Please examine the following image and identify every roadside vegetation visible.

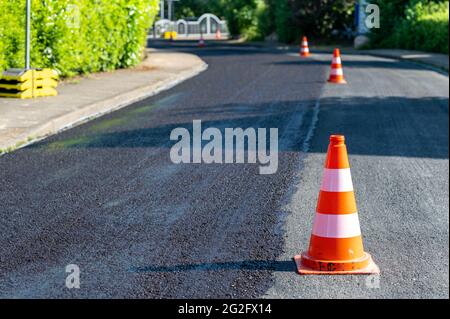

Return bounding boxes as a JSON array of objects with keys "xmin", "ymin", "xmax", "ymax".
[
  {"xmin": 370, "ymin": 0, "xmax": 449, "ymax": 54},
  {"xmin": 176, "ymin": 0, "xmax": 355, "ymax": 42},
  {"xmin": 177, "ymin": 0, "xmax": 448, "ymax": 53},
  {"xmin": 1, "ymin": 0, "xmax": 447, "ymax": 78},
  {"xmin": 0, "ymin": 0, "xmax": 160, "ymax": 77}
]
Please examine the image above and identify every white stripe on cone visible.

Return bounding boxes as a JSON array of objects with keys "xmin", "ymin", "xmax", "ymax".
[
  {"xmin": 320, "ymin": 168, "xmax": 354, "ymax": 192},
  {"xmin": 331, "ymin": 68, "xmax": 344, "ymax": 76},
  {"xmin": 332, "ymin": 57, "xmax": 342, "ymax": 65},
  {"xmin": 312, "ymin": 213, "xmax": 362, "ymax": 238}
]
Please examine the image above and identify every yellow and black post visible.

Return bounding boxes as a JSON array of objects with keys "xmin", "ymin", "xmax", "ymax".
[
  {"xmin": 0, "ymin": 0, "xmax": 58, "ymax": 99},
  {"xmin": 0, "ymin": 69, "xmax": 58, "ymax": 99}
]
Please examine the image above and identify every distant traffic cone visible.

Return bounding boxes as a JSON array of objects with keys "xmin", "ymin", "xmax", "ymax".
[
  {"xmin": 328, "ymin": 48, "xmax": 347, "ymax": 84},
  {"xmin": 198, "ymin": 36, "xmax": 206, "ymax": 48},
  {"xmin": 300, "ymin": 36, "xmax": 310, "ymax": 57},
  {"xmin": 216, "ymin": 28, "xmax": 222, "ymax": 40},
  {"xmin": 295, "ymin": 135, "xmax": 379, "ymax": 275}
]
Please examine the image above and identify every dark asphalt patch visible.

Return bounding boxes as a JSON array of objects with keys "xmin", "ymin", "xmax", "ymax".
[{"xmin": 0, "ymin": 42, "xmax": 327, "ymax": 298}]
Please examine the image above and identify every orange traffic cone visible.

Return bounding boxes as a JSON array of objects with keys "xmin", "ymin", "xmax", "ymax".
[
  {"xmin": 216, "ymin": 28, "xmax": 222, "ymax": 40},
  {"xmin": 198, "ymin": 36, "xmax": 206, "ymax": 48},
  {"xmin": 300, "ymin": 36, "xmax": 310, "ymax": 57},
  {"xmin": 295, "ymin": 135, "xmax": 379, "ymax": 275},
  {"xmin": 328, "ymin": 48, "xmax": 347, "ymax": 84}
]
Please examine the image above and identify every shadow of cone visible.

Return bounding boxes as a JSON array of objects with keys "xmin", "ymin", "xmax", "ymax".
[{"xmin": 295, "ymin": 135, "xmax": 379, "ymax": 275}]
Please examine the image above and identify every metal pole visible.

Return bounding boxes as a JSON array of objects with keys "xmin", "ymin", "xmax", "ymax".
[
  {"xmin": 25, "ymin": 0, "xmax": 31, "ymax": 69},
  {"xmin": 168, "ymin": 0, "xmax": 172, "ymax": 21},
  {"xmin": 160, "ymin": 0, "xmax": 165, "ymax": 20}
]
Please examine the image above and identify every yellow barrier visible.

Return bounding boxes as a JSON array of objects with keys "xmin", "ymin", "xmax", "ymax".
[
  {"xmin": 163, "ymin": 31, "xmax": 177, "ymax": 40},
  {"xmin": 0, "ymin": 68, "xmax": 59, "ymax": 99}
]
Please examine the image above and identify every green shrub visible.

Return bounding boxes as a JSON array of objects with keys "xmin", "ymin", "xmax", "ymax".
[
  {"xmin": 250, "ymin": 0, "xmax": 355, "ymax": 44},
  {"xmin": 0, "ymin": 0, "xmax": 159, "ymax": 77},
  {"xmin": 243, "ymin": 0, "xmax": 270, "ymax": 40},
  {"xmin": 217, "ymin": 0, "xmax": 259, "ymax": 36},
  {"xmin": 175, "ymin": 0, "xmax": 259, "ymax": 37},
  {"xmin": 371, "ymin": 0, "xmax": 449, "ymax": 54},
  {"xmin": 275, "ymin": 0, "xmax": 295, "ymax": 43}
]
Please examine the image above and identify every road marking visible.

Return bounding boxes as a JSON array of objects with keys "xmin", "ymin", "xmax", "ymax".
[{"xmin": 301, "ymin": 92, "xmax": 322, "ymax": 153}]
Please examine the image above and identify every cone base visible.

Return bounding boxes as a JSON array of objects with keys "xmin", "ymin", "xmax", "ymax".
[
  {"xmin": 300, "ymin": 53, "xmax": 311, "ymax": 57},
  {"xmin": 294, "ymin": 253, "xmax": 380, "ymax": 275},
  {"xmin": 328, "ymin": 78, "xmax": 347, "ymax": 84}
]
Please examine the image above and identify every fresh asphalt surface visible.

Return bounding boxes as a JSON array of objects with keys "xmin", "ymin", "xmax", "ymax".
[{"xmin": 0, "ymin": 41, "xmax": 448, "ymax": 298}]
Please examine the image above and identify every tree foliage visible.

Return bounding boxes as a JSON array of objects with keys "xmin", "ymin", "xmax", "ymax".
[
  {"xmin": 175, "ymin": 0, "xmax": 355, "ymax": 41},
  {"xmin": 175, "ymin": 0, "xmax": 258, "ymax": 36},
  {"xmin": 288, "ymin": 0, "xmax": 355, "ymax": 41},
  {"xmin": 174, "ymin": 0, "xmax": 449, "ymax": 52},
  {"xmin": 370, "ymin": 0, "xmax": 449, "ymax": 53}
]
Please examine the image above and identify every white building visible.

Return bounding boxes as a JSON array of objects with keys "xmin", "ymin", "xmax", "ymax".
[{"xmin": 152, "ymin": 14, "xmax": 229, "ymax": 39}]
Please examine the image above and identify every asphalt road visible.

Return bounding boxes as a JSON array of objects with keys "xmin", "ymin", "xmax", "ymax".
[{"xmin": 0, "ymin": 41, "xmax": 448, "ymax": 298}]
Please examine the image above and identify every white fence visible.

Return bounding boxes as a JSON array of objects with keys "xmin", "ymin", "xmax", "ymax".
[{"xmin": 150, "ymin": 14, "xmax": 229, "ymax": 39}]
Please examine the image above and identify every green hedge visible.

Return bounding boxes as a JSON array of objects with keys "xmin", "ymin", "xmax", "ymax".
[
  {"xmin": 371, "ymin": 0, "xmax": 449, "ymax": 54},
  {"xmin": 0, "ymin": 0, "xmax": 159, "ymax": 77}
]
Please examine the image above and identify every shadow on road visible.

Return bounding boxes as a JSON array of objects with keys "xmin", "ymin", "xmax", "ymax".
[
  {"xmin": 148, "ymin": 40, "xmax": 435, "ymax": 72},
  {"xmin": 130, "ymin": 260, "xmax": 296, "ymax": 273},
  {"xmin": 310, "ymin": 96, "xmax": 449, "ymax": 159},
  {"xmin": 148, "ymin": 39, "xmax": 278, "ymax": 58},
  {"xmin": 33, "ymin": 96, "xmax": 449, "ymax": 160},
  {"xmin": 271, "ymin": 59, "xmax": 429, "ymax": 71}
]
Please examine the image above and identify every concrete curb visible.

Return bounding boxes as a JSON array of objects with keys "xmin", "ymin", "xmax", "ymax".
[{"xmin": 0, "ymin": 59, "xmax": 208, "ymax": 155}]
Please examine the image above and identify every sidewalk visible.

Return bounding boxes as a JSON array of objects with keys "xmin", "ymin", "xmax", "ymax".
[{"xmin": 0, "ymin": 49, "xmax": 207, "ymax": 154}]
